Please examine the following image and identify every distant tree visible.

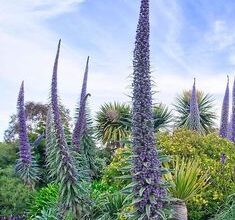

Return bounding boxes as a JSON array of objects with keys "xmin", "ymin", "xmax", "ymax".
[
  {"xmin": 95, "ymin": 102, "xmax": 172, "ymax": 151},
  {"xmin": 95, "ymin": 102, "xmax": 131, "ymax": 151},
  {"xmin": 174, "ymin": 90, "xmax": 216, "ymax": 133},
  {"xmin": 153, "ymin": 103, "xmax": 172, "ymax": 132},
  {"xmin": 4, "ymin": 101, "xmax": 71, "ymax": 142}
]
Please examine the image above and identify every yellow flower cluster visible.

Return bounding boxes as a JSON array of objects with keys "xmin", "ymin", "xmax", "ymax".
[{"xmin": 192, "ymin": 194, "xmax": 208, "ymax": 206}]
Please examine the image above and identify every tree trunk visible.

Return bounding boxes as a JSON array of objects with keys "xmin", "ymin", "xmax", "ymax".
[{"xmin": 171, "ymin": 200, "xmax": 188, "ymax": 220}]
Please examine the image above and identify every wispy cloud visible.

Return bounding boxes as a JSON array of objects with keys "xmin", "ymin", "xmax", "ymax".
[{"xmin": 0, "ymin": 0, "xmax": 234, "ymax": 140}]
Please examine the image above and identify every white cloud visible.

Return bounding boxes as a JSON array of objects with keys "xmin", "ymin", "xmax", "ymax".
[
  {"xmin": 0, "ymin": 0, "xmax": 87, "ymax": 140},
  {"xmin": 205, "ymin": 20, "xmax": 235, "ymax": 50},
  {"xmin": 0, "ymin": 0, "xmax": 230, "ymax": 141}
]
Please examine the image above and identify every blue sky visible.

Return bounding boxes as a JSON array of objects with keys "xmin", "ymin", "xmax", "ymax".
[{"xmin": 0, "ymin": 0, "xmax": 235, "ymax": 140}]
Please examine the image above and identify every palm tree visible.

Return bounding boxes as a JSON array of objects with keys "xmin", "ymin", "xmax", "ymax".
[
  {"xmin": 174, "ymin": 90, "xmax": 216, "ymax": 133},
  {"xmin": 164, "ymin": 157, "xmax": 210, "ymax": 220},
  {"xmin": 95, "ymin": 102, "xmax": 172, "ymax": 151},
  {"xmin": 153, "ymin": 103, "xmax": 172, "ymax": 132},
  {"xmin": 95, "ymin": 102, "xmax": 131, "ymax": 150}
]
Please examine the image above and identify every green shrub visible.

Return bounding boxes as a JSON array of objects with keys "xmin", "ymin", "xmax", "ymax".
[
  {"xmin": 28, "ymin": 183, "xmax": 59, "ymax": 219},
  {"xmin": 211, "ymin": 194, "xmax": 235, "ymax": 220},
  {"xmin": 91, "ymin": 180, "xmax": 119, "ymax": 199},
  {"xmin": 0, "ymin": 166, "xmax": 33, "ymax": 216},
  {"xmin": 101, "ymin": 147, "xmax": 131, "ymax": 190},
  {"xmin": 0, "ymin": 142, "xmax": 17, "ymax": 168},
  {"xmin": 158, "ymin": 129, "xmax": 235, "ymax": 220},
  {"xmin": 92, "ymin": 191, "xmax": 129, "ymax": 220}
]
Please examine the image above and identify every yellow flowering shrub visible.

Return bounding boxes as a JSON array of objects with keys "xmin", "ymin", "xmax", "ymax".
[{"xmin": 158, "ymin": 129, "xmax": 235, "ymax": 220}]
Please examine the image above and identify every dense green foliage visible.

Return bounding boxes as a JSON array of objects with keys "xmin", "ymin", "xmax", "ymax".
[
  {"xmin": 158, "ymin": 129, "xmax": 235, "ymax": 219},
  {"xmin": 0, "ymin": 142, "xmax": 17, "ymax": 168},
  {"xmin": 0, "ymin": 166, "xmax": 33, "ymax": 216},
  {"xmin": 165, "ymin": 157, "xmax": 209, "ymax": 202},
  {"xmin": 28, "ymin": 183, "xmax": 59, "ymax": 219},
  {"xmin": 212, "ymin": 194, "xmax": 235, "ymax": 220}
]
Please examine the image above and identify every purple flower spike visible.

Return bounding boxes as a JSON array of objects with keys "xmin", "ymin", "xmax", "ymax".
[
  {"xmin": 132, "ymin": 0, "xmax": 167, "ymax": 219},
  {"xmin": 72, "ymin": 56, "xmax": 90, "ymax": 151},
  {"xmin": 17, "ymin": 81, "xmax": 32, "ymax": 165},
  {"xmin": 220, "ymin": 76, "xmax": 230, "ymax": 138},
  {"xmin": 221, "ymin": 153, "xmax": 226, "ymax": 165},
  {"xmin": 231, "ymin": 77, "xmax": 235, "ymax": 142},
  {"xmin": 189, "ymin": 78, "xmax": 200, "ymax": 131},
  {"xmin": 51, "ymin": 40, "xmax": 77, "ymax": 178}
]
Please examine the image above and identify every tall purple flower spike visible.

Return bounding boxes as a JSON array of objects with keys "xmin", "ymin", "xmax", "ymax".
[
  {"xmin": 72, "ymin": 56, "xmax": 90, "ymax": 151},
  {"xmin": 230, "ymin": 77, "xmax": 235, "ymax": 142},
  {"xmin": 219, "ymin": 76, "xmax": 230, "ymax": 138},
  {"xmin": 51, "ymin": 40, "xmax": 77, "ymax": 181},
  {"xmin": 132, "ymin": 0, "xmax": 166, "ymax": 218},
  {"xmin": 17, "ymin": 81, "xmax": 32, "ymax": 165},
  {"xmin": 188, "ymin": 78, "xmax": 200, "ymax": 131}
]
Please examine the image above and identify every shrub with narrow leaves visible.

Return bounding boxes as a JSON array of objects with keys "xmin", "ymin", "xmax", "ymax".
[{"xmin": 131, "ymin": 0, "xmax": 168, "ymax": 219}]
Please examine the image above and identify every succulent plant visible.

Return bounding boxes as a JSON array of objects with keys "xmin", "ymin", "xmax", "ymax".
[
  {"xmin": 49, "ymin": 40, "xmax": 90, "ymax": 218},
  {"xmin": 219, "ymin": 76, "xmax": 230, "ymax": 138},
  {"xmin": 131, "ymin": 0, "xmax": 168, "ymax": 219},
  {"xmin": 15, "ymin": 81, "xmax": 39, "ymax": 187},
  {"xmin": 72, "ymin": 56, "xmax": 90, "ymax": 151},
  {"xmin": 188, "ymin": 79, "xmax": 200, "ymax": 132}
]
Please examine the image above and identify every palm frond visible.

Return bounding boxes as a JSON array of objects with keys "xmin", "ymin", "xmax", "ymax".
[{"xmin": 174, "ymin": 90, "xmax": 217, "ymax": 133}]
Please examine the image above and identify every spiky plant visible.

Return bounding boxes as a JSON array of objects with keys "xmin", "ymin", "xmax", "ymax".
[
  {"xmin": 96, "ymin": 102, "xmax": 131, "ymax": 150},
  {"xmin": 212, "ymin": 194, "xmax": 235, "ymax": 220},
  {"xmin": 188, "ymin": 79, "xmax": 200, "ymax": 132},
  {"xmin": 153, "ymin": 104, "xmax": 172, "ymax": 132},
  {"xmin": 80, "ymin": 109, "xmax": 99, "ymax": 179},
  {"xmin": 73, "ymin": 56, "xmax": 90, "ymax": 151},
  {"xmin": 45, "ymin": 106, "xmax": 58, "ymax": 181},
  {"xmin": 230, "ymin": 78, "xmax": 235, "ymax": 142},
  {"xmin": 220, "ymin": 76, "xmax": 230, "ymax": 138},
  {"xmin": 49, "ymin": 40, "xmax": 90, "ymax": 218},
  {"xmin": 131, "ymin": 0, "xmax": 168, "ymax": 219},
  {"xmin": 15, "ymin": 81, "xmax": 39, "ymax": 187},
  {"xmin": 164, "ymin": 157, "xmax": 210, "ymax": 220},
  {"xmin": 72, "ymin": 56, "xmax": 98, "ymax": 179},
  {"xmin": 174, "ymin": 90, "xmax": 216, "ymax": 134},
  {"xmin": 93, "ymin": 192, "xmax": 129, "ymax": 220}
]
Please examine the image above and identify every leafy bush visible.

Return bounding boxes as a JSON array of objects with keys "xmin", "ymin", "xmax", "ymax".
[
  {"xmin": 0, "ymin": 166, "xmax": 33, "ymax": 216},
  {"xmin": 91, "ymin": 180, "xmax": 119, "ymax": 199},
  {"xmin": 34, "ymin": 208, "xmax": 58, "ymax": 220},
  {"xmin": 158, "ymin": 129, "xmax": 235, "ymax": 219},
  {"xmin": 28, "ymin": 183, "xmax": 59, "ymax": 219},
  {"xmin": 0, "ymin": 142, "xmax": 17, "ymax": 168},
  {"xmin": 211, "ymin": 194, "xmax": 235, "ymax": 220},
  {"xmin": 101, "ymin": 148, "xmax": 131, "ymax": 190},
  {"xmin": 93, "ymin": 191, "xmax": 129, "ymax": 220}
]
